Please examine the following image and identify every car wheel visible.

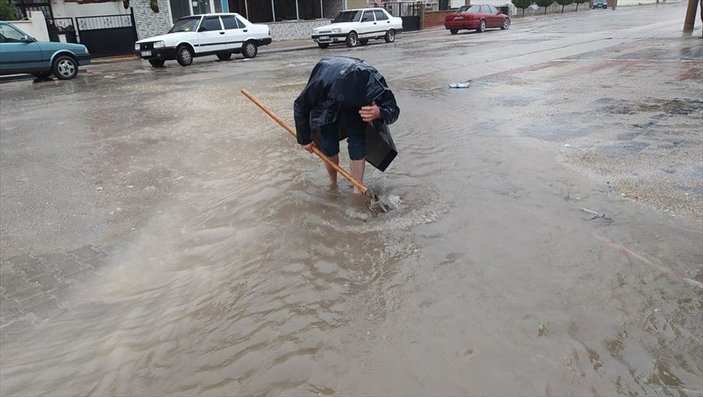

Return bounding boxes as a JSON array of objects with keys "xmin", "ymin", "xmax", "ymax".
[
  {"xmin": 216, "ymin": 52, "xmax": 232, "ymax": 61},
  {"xmin": 359, "ymin": 38, "xmax": 369, "ymax": 46},
  {"xmin": 450, "ymin": 29, "xmax": 458, "ymax": 35},
  {"xmin": 476, "ymin": 19, "xmax": 486, "ymax": 33},
  {"xmin": 501, "ymin": 18, "xmax": 510, "ymax": 30},
  {"xmin": 384, "ymin": 29, "xmax": 395, "ymax": 43},
  {"xmin": 148, "ymin": 59, "xmax": 165, "ymax": 67},
  {"xmin": 317, "ymin": 42, "xmax": 330, "ymax": 49},
  {"xmin": 52, "ymin": 55, "xmax": 78, "ymax": 80},
  {"xmin": 346, "ymin": 31, "xmax": 358, "ymax": 48},
  {"xmin": 176, "ymin": 45, "xmax": 194, "ymax": 66},
  {"xmin": 242, "ymin": 41, "xmax": 258, "ymax": 58}
]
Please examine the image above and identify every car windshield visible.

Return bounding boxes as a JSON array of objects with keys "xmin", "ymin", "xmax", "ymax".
[
  {"xmin": 0, "ymin": 23, "xmax": 29, "ymax": 42},
  {"xmin": 332, "ymin": 10, "xmax": 362, "ymax": 23},
  {"xmin": 169, "ymin": 16, "xmax": 201, "ymax": 33},
  {"xmin": 458, "ymin": 5, "xmax": 480, "ymax": 12}
]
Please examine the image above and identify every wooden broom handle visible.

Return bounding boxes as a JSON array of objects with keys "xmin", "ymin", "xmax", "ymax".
[{"xmin": 241, "ymin": 89, "xmax": 369, "ymax": 195}]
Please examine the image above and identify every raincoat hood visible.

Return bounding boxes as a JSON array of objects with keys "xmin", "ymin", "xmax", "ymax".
[
  {"xmin": 293, "ymin": 56, "xmax": 400, "ymax": 172},
  {"xmin": 294, "ymin": 56, "xmax": 395, "ymax": 130}
]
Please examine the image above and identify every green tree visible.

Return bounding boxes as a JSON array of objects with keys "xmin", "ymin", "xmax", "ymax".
[
  {"xmin": 512, "ymin": 0, "xmax": 533, "ymax": 17},
  {"xmin": 555, "ymin": 0, "xmax": 575, "ymax": 12},
  {"xmin": 0, "ymin": 0, "xmax": 19, "ymax": 20},
  {"xmin": 535, "ymin": 0, "xmax": 554, "ymax": 14},
  {"xmin": 574, "ymin": 0, "xmax": 588, "ymax": 11}
]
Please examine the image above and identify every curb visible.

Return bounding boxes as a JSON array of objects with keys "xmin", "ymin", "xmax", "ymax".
[{"xmin": 88, "ymin": 42, "xmax": 319, "ymax": 64}]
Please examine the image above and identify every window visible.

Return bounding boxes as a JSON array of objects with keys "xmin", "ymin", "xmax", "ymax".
[
  {"xmin": 200, "ymin": 16, "xmax": 222, "ymax": 31},
  {"xmin": 459, "ymin": 5, "xmax": 480, "ymax": 12},
  {"xmin": 332, "ymin": 10, "xmax": 362, "ymax": 23},
  {"xmin": 360, "ymin": 11, "xmax": 375, "ymax": 22},
  {"xmin": 373, "ymin": 10, "xmax": 388, "ymax": 20},
  {"xmin": 248, "ymin": 1, "xmax": 273, "ymax": 22},
  {"xmin": 235, "ymin": 17, "xmax": 247, "ymax": 27},
  {"xmin": 221, "ymin": 15, "xmax": 240, "ymax": 29},
  {"xmin": 488, "ymin": 5, "xmax": 498, "ymax": 13},
  {"xmin": 0, "ymin": 24, "xmax": 27, "ymax": 42},
  {"xmin": 299, "ymin": 0, "xmax": 322, "ymax": 20},
  {"xmin": 169, "ymin": 16, "xmax": 201, "ymax": 33},
  {"xmin": 273, "ymin": 0, "xmax": 297, "ymax": 20},
  {"xmin": 169, "ymin": 0, "xmax": 190, "ymax": 23}
]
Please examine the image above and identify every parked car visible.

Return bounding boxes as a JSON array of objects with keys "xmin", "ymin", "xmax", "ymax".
[
  {"xmin": 444, "ymin": 4, "xmax": 511, "ymax": 34},
  {"xmin": 592, "ymin": 0, "xmax": 608, "ymax": 9},
  {"xmin": 134, "ymin": 13, "xmax": 272, "ymax": 67},
  {"xmin": 312, "ymin": 8, "xmax": 403, "ymax": 48},
  {"xmin": 0, "ymin": 21, "xmax": 90, "ymax": 80}
]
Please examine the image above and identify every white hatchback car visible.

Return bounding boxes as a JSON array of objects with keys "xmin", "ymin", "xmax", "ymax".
[
  {"xmin": 312, "ymin": 8, "xmax": 403, "ymax": 48},
  {"xmin": 134, "ymin": 13, "xmax": 272, "ymax": 67}
]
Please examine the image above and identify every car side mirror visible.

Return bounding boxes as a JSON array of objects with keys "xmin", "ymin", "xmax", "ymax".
[
  {"xmin": 198, "ymin": 27, "xmax": 206, "ymax": 32},
  {"xmin": 22, "ymin": 35, "xmax": 35, "ymax": 42}
]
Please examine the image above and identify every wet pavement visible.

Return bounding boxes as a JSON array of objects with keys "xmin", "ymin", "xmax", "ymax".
[{"xmin": 1, "ymin": 3, "xmax": 702, "ymax": 396}]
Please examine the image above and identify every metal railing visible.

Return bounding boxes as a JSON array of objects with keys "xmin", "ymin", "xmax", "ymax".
[{"xmin": 75, "ymin": 14, "xmax": 133, "ymax": 31}]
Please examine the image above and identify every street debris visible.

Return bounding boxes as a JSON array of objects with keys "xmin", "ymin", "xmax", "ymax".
[
  {"xmin": 581, "ymin": 207, "xmax": 611, "ymax": 221},
  {"xmin": 595, "ymin": 234, "xmax": 703, "ymax": 290},
  {"xmin": 449, "ymin": 81, "xmax": 472, "ymax": 88}
]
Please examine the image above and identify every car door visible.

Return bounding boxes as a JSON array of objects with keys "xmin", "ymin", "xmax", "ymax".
[
  {"xmin": 373, "ymin": 10, "xmax": 392, "ymax": 34},
  {"xmin": 0, "ymin": 23, "xmax": 44, "ymax": 74},
  {"xmin": 192, "ymin": 15, "xmax": 226, "ymax": 54},
  {"xmin": 220, "ymin": 14, "xmax": 246, "ymax": 51},
  {"xmin": 357, "ymin": 10, "xmax": 376, "ymax": 38},
  {"xmin": 485, "ymin": 5, "xmax": 500, "ymax": 28}
]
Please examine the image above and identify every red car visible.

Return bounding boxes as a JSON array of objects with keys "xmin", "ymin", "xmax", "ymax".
[{"xmin": 444, "ymin": 4, "xmax": 511, "ymax": 34}]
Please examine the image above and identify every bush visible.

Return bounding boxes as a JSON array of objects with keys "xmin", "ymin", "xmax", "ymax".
[
  {"xmin": 512, "ymin": 0, "xmax": 533, "ymax": 17},
  {"xmin": 535, "ymin": 0, "xmax": 555, "ymax": 14},
  {"xmin": 0, "ymin": 0, "xmax": 19, "ymax": 20},
  {"xmin": 556, "ymin": 0, "xmax": 575, "ymax": 12}
]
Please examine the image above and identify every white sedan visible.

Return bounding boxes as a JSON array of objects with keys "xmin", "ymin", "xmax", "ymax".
[
  {"xmin": 312, "ymin": 8, "xmax": 403, "ymax": 48},
  {"xmin": 134, "ymin": 13, "xmax": 271, "ymax": 67}
]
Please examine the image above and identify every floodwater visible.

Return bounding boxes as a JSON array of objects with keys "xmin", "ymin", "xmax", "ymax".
[{"xmin": 1, "ymin": 3, "xmax": 701, "ymax": 396}]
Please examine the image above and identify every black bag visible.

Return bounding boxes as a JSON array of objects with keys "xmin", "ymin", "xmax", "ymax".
[{"xmin": 363, "ymin": 122, "xmax": 397, "ymax": 172}]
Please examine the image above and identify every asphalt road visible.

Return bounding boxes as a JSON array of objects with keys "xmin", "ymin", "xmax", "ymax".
[{"xmin": 1, "ymin": 3, "xmax": 701, "ymax": 395}]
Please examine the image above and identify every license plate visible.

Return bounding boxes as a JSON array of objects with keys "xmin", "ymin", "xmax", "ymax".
[
  {"xmin": 318, "ymin": 36, "xmax": 329, "ymax": 40},
  {"xmin": 141, "ymin": 51, "xmax": 152, "ymax": 57},
  {"xmin": 454, "ymin": 16, "xmax": 463, "ymax": 20}
]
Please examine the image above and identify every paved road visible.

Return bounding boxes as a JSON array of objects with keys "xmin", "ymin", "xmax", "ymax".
[{"xmin": 1, "ymin": 3, "xmax": 701, "ymax": 395}]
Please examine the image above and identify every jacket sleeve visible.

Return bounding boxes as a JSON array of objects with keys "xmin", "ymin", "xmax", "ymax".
[
  {"xmin": 376, "ymin": 90, "xmax": 400, "ymax": 125},
  {"xmin": 293, "ymin": 93, "xmax": 312, "ymax": 145}
]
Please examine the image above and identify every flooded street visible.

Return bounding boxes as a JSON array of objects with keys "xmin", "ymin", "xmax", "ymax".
[{"xmin": 1, "ymin": 3, "xmax": 702, "ymax": 395}]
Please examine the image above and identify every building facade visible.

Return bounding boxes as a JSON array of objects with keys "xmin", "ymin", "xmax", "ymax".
[{"xmin": 134, "ymin": 0, "xmax": 374, "ymax": 41}]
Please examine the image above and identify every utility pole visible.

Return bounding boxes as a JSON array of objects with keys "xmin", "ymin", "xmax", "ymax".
[{"xmin": 683, "ymin": 0, "xmax": 699, "ymax": 32}]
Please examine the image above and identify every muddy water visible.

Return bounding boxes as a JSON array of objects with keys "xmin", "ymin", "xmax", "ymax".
[{"xmin": 1, "ymin": 4, "xmax": 702, "ymax": 396}]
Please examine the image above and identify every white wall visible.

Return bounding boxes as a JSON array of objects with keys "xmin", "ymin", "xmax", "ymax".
[
  {"xmin": 9, "ymin": 11, "xmax": 50, "ymax": 41},
  {"xmin": 51, "ymin": 1, "xmax": 129, "ymax": 18}
]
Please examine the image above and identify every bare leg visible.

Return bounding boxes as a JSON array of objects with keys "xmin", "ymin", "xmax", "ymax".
[
  {"xmin": 325, "ymin": 154, "xmax": 339, "ymax": 187},
  {"xmin": 350, "ymin": 159, "xmax": 365, "ymax": 194}
]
